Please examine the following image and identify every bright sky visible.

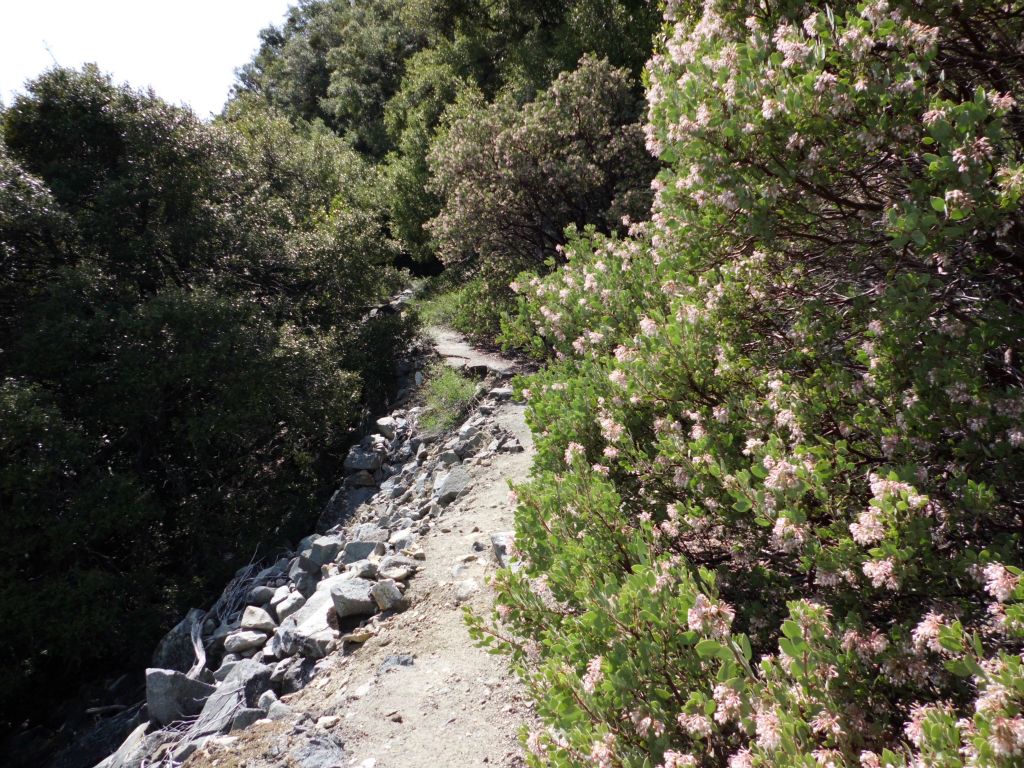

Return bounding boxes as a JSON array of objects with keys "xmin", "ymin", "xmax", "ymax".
[{"xmin": 1, "ymin": 0, "xmax": 296, "ymax": 118}]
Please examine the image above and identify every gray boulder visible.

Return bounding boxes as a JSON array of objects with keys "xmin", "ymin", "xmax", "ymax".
[
  {"xmin": 435, "ymin": 466, "xmax": 472, "ymax": 505},
  {"xmin": 329, "ymin": 577, "xmax": 377, "ymax": 619},
  {"xmin": 371, "ymin": 580, "xmax": 408, "ymax": 612},
  {"xmin": 275, "ymin": 591, "xmax": 306, "ymax": 622},
  {"xmin": 309, "ymin": 535, "xmax": 345, "ymax": 567},
  {"xmin": 378, "ymin": 554, "xmax": 418, "ymax": 581},
  {"xmin": 192, "ymin": 659, "xmax": 273, "ymax": 736},
  {"xmin": 224, "ymin": 630, "xmax": 269, "ymax": 654},
  {"xmin": 241, "ymin": 606, "xmax": 277, "ymax": 633},
  {"xmin": 339, "ymin": 540, "xmax": 383, "ymax": 565},
  {"xmin": 230, "ymin": 708, "xmax": 266, "ymax": 732},
  {"xmin": 145, "ymin": 669, "xmax": 216, "ymax": 726},
  {"xmin": 151, "ymin": 608, "xmax": 205, "ymax": 673},
  {"xmin": 274, "ymin": 576, "xmax": 348, "ymax": 658},
  {"xmin": 376, "ymin": 416, "xmax": 398, "ymax": 440},
  {"xmin": 344, "ymin": 445, "xmax": 383, "ymax": 472},
  {"xmin": 352, "ymin": 523, "xmax": 390, "ymax": 542}
]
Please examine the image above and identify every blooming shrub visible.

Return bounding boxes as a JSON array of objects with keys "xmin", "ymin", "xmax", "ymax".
[{"xmin": 472, "ymin": 1, "xmax": 1024, "ymax": 766}]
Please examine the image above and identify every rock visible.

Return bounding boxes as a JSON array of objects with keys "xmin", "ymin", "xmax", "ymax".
[
  {"xmin": 352, "ymin": 523, "xmax": 390, "ymax": 542},
  {"xmin": 289, "ymin": 555, "xmax": 318, "ymax": 580},
  {"xmin": 454, "ymin": 579, "xmax": 480, "ymax": 603},
  {"xmin": 268, "ymin": 701, "xmax": 293, "ymax": 720},
  {"xmin": 241, "ymin": 606, "xmax": 277, "ymax": 633},
  {"xmin": 341, "ymin": 626, "xmax": 376, "ymax": 643},
  {"xmin": 378, "ymin": 555, "xmax": 418, "ymax": 581},
  {"xmin": 270, "ymin": 584, "xmax": 291, "ymax": 609},
  {"xmin": 258, "ymin": 690, "xmax": 278, "ymax": 709},
  {"xmin": 318, "ymin": 485, "xmax": 376, "ymax": 532},
  {"xmin": 435, "ymin": 466, "xmax": 472, "ymax": 505},
  {"xmin": 439, "ymin": 450, "xmax": 460, "ymax": 466},
  {"xmin": 213, "ymin": 660, "xmax": 240, "ymax": 682},
  {"xmin": 93, "ymin": 721, "xmax": 175, "ymax": 768},
  {"xmin": 376, "ymin": 416, "xmax": 397, "ymax": 440},
  {"xmin": 378, "ymin": 654, "xmax": 414, "ymax": 674},
  {"xmin": 276, "ymin": 591, "xmax": 307, "ymax": 622},
  {"xmin": 330, "ymin": 578, "xmax": 377, "ymax": 619},
  {"xmin": 490, "ymin": 386, "xmax": 513, "ymax": 400},
  {"xmin": 193, "ymin": 660, "xmax": 273, "ymax": 736},
  {"xmin": 490, "ymin": 531, "xmax": 516, "ymax": 567},
  {"xmin": 291, "ymin": 735, "xmax": 346, "ymax": 768},
  {"xmin": 231, "ymin": 708, "xmax": 265, "ymax": 732},
  {"xmin": 275, "ymin": 577, "xmax": 346, "ymax": 659},
  {"xmin": 224, "ymin": 630, "xmax": 269, "ymax": 654},
  {"xmin": 344, "ymin": 445, "xmax": 383, "ymax": 472},
  {"xmin": 370, "ymin": 579, "xmax": 408, "ymax": 612},
  {"xmin": 340, "ymin": 540, "xmax": 383, "ymax": 564},
  {"xmin": 345, "ymin": 559, "xmax": 379, "ymax": 580},
  {"xmin": 145, "ymin": 669, "xmax": 216, "ymax": 726},
  {"xmin": 281, "ymin": 657, "xmax": 317, "ymax": 694},
  {"xmin": 292, "ymin": 571, "xmax": 318, "ymax": 598},
  {"xmin": 249, "ymin": 585, "xmax": 276, "ymax": 605},
  {"xmin": 309, "ymin": 535, "xmax": 345, "ymax": 567},
  {"xmin": 151, "ymin": 608, "xmax": 205, "ymax": 673},
  {"xmin": 347, "ymin": 470, "xmax": 378, "ymax": 487},
  {"xmin": 388, "ymin": 529, "xmax": 416, "ymax": 551}
]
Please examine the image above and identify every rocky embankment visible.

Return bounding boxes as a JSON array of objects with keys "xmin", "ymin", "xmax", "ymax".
[{"xmin": 91, "ymin": 332, "xmax": 534, "ymax": 768}]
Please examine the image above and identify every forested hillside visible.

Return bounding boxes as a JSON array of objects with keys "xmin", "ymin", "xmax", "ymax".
[{"xmin": 0, "ymin": 66, "xmax": 408, "ymax": 728}]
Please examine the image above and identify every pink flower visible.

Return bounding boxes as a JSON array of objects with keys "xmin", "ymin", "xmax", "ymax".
[
  {"xmin": 640, "ymin": 316, "xmax": 659, "ymax": 336},
  {"xmin": 984, "ymin": 562, "xmax": 1020, "ymax": 602},
  {"xmin": 582, "ymin": 655, "xmax": 604, "ymax": 693},
  {"xmin": 989, "ymin": 716, "xmax": 1024, "ymax": 756},
  {"xmin": 677, "ymin": 713, "xmax": 713, "ymax": 737},
  {"xmin": 911, "ymin": 612, "xmax": 947, "ymax": 653},
  {"xmin": 755, "ymin": 709, "xmax": 781, "ymax": 750},
  {"xmin": 713, "ymin": 684, "xmax": 742, "ymax": 724},
  {"xmin": 687, "ymin": 594, "xmax": 735, "ymax": 638},
  {"xmin": 850, "ymin": 507, "xmax": 885, "ymax": 545},
  {"xmin": 728, "ymin": 751, "xmax": 754, "ymax": 768},
  {"xmin": 863, "ymin": 558, "xmax": 900, "ymax": 589},
  {"xmin": 660, "ymin": 752, "xmax": 696, "ymax": 768},
  {"xmin": 564, "ymin": 442, "xmax": 586, "ymax": 465},
  {"xmin": 609, "ymin": 370, "xmax": 628, "ymax": 387}
]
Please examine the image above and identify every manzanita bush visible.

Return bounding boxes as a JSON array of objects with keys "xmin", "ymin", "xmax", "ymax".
[{"xmin": 470, "ymin": 0, "xmax": 1024, "ymax": 766}]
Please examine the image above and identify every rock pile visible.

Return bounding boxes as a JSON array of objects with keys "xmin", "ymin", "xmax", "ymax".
[{"xmin": 96, "ymin": 379, "xmax": 522, "ymax": 768}]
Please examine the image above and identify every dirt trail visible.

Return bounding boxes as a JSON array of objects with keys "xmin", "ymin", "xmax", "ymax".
[{"xmin": 187, "ymin": 328, "xmax": 536, "ymax": 768}]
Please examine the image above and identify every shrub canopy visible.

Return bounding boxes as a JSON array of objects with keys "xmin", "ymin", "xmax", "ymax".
[{"xmin": 484, "ymin": 1, "xmax": 1024, "ymax": 766}]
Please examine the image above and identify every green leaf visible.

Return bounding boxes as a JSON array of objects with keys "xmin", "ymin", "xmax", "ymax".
[{"xmin": 930, "ymin": 196, "xmax": 946, "ymax": 212}]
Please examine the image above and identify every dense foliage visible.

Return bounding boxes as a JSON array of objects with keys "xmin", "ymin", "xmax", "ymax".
[
  {"xmin": 478, "ymin": 1, "xmax": 1024, "ymax": 766},
  {"xmin": 427, "ymin": 55, "xmax": 656, "ymax": 337},
  {"xmin": 236, "ymin": 0, "xmax": 662, "ymax": 325},
  {"xmin": 0, "ymin": 67, "xmax": 406, "ymax": 727}
]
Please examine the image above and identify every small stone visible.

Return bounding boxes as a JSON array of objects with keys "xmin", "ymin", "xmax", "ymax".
[
  {"xmin": 268, "ymin": 701, "xmax": 293, "ymax": 720},
  {"xmin": 490, "ymin": 531, "xmax": 516, "ymax": 568},
  {"xmin": 231, "ymin": 708, "xmax": 265, "ymax": 732},
  {"xmin": 342, "ymin": 626, "xmax": 376, "ymax": 643},
  {"xmin": 376, "ymin": 417, "xmax": 397, "ymax": 440},
  {"xmin": 371, "ymin": 579, "xmax": 408, "ymax": 612},
  {"xmin": 454, "ymin": 579, "xmax": 479, "ymax": 603},
  {"xmin": 258, "ymin": 690, "xmax": 278, "ymax": 709},
  {"xmin": 224, "ymin": 630, "xmax": 269, "ymax": 654},
  {"xmin": 378, "ymin": 654, "xmax": 414, "ymax": 673},
  {"xmin": 241, "ymin": 606, "xmax": 277, "ymax": 633},
  {"xmin": 317, "ymin": 715, "xmax": 341, "ymax": 729},
  {"xmin": 345, "ymin": 559, "xmax": 379, "ymax": 580}
]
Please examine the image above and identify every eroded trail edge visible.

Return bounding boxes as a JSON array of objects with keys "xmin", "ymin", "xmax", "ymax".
[{"xmin": 98, "ymin": 327, "xmax": 534, "ymax": 768}]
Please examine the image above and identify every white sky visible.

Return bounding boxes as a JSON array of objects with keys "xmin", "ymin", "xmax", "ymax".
[{"xmin": 1, "ymin": 1, "xmax": 296, "ymax": 118}]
